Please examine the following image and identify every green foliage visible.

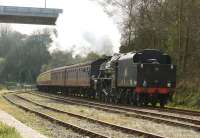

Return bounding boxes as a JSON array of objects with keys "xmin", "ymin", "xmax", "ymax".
[
  {"xmin": 109, "ymin": 0, "xmax": 200, "ymax": 77},
  {"xmin": 0, "ymin": 24, "xmax": 102, "ymax": 83},
  {"xmin": 0, "ymin": 84, "xmax": 5, "ymax": 91},
  {"xmin": 0, "ymin": 25, "xmax": 52, "ymax": 83},
  {"xmin": 169, "ymin": 79, "xmax": 200, "ymax": 109},
  {"xmin": 41, "ymin": 50, "xmax": 101, "ymax": 72},
  {"xmin": 84, "ymin": 52, "xmax": 101, "ymax": 62},
  {"xmin": 104, "ymin": 0, "xmax": 200, "ymax": 108},
  {"xmin": 48, "ymin": 49, "xmax": 74, "ymax": 68},
  {"xmin": 0, "ymin": 122, "xmax": 21, "ymax": 138},
  {"xmin": 0, "ymin": 58, "xmax": 6, "ymax": 75}
]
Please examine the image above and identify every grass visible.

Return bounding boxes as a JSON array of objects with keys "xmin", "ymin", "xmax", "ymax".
[
  {"xmin": 0, "ymin": 92, "xmax": 53, "ymax": 137},
  {"xmin": 168, "ymin": 80, "xmax": 200, "ymax": 111},
  {"xmin": 0, "ymin": 122, "xmax": 21, "ymax": 138},
  {"xmin": 0, "ymin": 85, "xmax": 6, "ymax": 92},
  {"xmin": 0, "ymin": 84, "xmax": 5, "ymax": 89}
]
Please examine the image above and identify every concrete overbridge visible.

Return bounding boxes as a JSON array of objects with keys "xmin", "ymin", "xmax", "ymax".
[{"xmin": 0, "ymin": 5, "xmax": 62, "ymax": 25}]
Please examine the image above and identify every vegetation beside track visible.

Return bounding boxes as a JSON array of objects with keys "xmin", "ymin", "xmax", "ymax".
[
  {"xmin": 0, "ymin": 122, "xmax": 21, "ymax": 138},
  {"xmin": 0, "ymin": 95, "xmax": 49, "ymax": 137},
  {"xmin": 0, "ymin": 84, "xmax": 6, "ymax": 91},
  {"xmin": 169, "ymin": 80, "xmax": 200, "ymax": 110}
]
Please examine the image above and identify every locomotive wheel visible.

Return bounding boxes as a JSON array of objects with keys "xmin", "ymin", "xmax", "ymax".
[
  {"xmin": 100, "ymin": 93, "xmax": 103, "ymax": 102},
  {"xmin": 151, "ymin": 100, "xmax": 157, "ymax": 107},
  {"xmin": 113, "ymin": 97, "xmax": 119, "ymax": 104},
  {"xmin": 160, "ymin": 100, "xmax": 165, "ymax": 108},
  {"xmin": 159, "ymin": 97, "xmax": 166, "ymax": 108},
  {"xmin": 108, "ymin": 96, "xmax": 113, "ymax": 103},
  {"xmin": 143, "ymin": 99, "xmax": 149, "ymax": 106},
  {"xmin": 112, "ymin": 89, "xmax": 119, "ymax": 104},
  {"xmin": 159, "ymin": 94, "xmax": 167, "ymax": 108},
  {"xmin": 101, "ymin": 94, "xmax": 105, "ymax": 102},
  {"xmin": 105, "ymin": 96, "xmax": 109, "ymax": 103},
  {"xmin": 136, "ymin": 93, "xmax": 142, "ymax": 106},
  {"xmin": 128, "ymin": 92, "xmax": 134, "ymax": 105},
  {"xmin": 150, "ymin": 94, "xmax": 158, "ymax": 107},
  {"xmin": 132, "ymin": 92, "xmax": 137, "ymax": 105},
  {"xmin": 102, "ymin": 94, "xmax": 108, "ymax": 103},
  {"xmin": 142, "ymin": 94, "xmax": 149, "ymax": 106},
  {"xmin": 112, "ymin": 94, "xmax": 119, "ymax": 104}
]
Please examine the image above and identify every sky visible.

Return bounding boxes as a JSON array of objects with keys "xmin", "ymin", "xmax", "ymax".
[{"xmin": 0, "ymin": 0, "xmax": 121, "ymax": 55}]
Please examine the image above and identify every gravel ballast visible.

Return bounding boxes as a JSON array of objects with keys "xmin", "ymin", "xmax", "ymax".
[
  {"xmin": 19, "ymin": 93, "xmax": 200, "ymax": 138},
  {"xmin": 0, "ymin": 93, "xmax": 83, "ymax": 138},
  {"xmin": 8, "ymin": 94, "xmax": 137, "ymax": 138}
]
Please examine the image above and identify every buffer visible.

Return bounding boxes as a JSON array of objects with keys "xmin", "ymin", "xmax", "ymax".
[{"xmin": 0, "ymin": 6, "xmax": 63, "ymax": 25}]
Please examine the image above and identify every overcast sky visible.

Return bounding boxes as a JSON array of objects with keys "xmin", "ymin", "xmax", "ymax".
[{"xmin": 0, "ymin": 0, "xmax": 121, "ymax": 55}]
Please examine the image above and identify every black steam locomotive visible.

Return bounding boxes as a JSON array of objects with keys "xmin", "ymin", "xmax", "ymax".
[{"xmin": 37, "ymin": 49, "xmax": 176, "ymax": 107}]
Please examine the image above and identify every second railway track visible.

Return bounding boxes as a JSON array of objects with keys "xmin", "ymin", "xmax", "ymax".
[
  {"xmin": 28, "ymin": 91, "xmax": 200, "ymax": 132},
  {"xmin": 3, "ymin": 93, "xmax": 165, "ymax": 138},
  {"xmin": 11, "ymin": 91, "xmax": 200, "ymax": 137}
]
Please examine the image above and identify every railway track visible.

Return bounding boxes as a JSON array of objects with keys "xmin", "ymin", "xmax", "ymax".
[
  {"xmin": 64, "ymin": 96, "xmax": 200, "ymax": 117},
  {"xmin": 149, "ymin": 106, "xmax": 200, "ymax": 117},
  {"xmin": 30, "ymin": 91, "xmax": 200, "ymax": 117},
  {"xmin": 3, "ymin": 93, "xmax": 165, "ymax": 138},
  {"xmin": 29, "ymin": 91, "xmax": 200, "ymax": 132}
]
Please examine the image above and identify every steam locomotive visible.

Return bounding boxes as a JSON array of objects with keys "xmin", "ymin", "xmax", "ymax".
[{"xmin": 37, "ymin": 49, "xmax": 176, "ymax": 107}]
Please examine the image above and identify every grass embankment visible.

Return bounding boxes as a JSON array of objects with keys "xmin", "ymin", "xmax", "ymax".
[
  {"xmin": 0, "ymin": 122, "xmax": 21, "ymax": 138},
  {"xmin": 169, "ymin": 79, "xmax": 200, "ymax": 111},
  {"xmin": 0, "ymin": 91, "xmax": 51, "ymax": 137}
]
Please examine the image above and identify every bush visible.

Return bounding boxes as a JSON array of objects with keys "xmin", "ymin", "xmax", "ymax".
[
  {"xmin": 0, "ymin": 122, "xmax": 21, "ymax": 138},
  {"xmin": 169, "ymin": 78, "xmax": 200, "ymax": 110}
]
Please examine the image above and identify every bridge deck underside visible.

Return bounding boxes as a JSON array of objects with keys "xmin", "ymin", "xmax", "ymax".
[
  {"xmin": 0, "ymin": 15, "xmax": 57, "ymax": 25},
  {"xmin": 0, "ymin": 6, "xmax": 62, "ymax": 25}
]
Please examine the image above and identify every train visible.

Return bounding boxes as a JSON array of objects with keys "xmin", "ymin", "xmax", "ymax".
[{"xmin": 36, "ymin": 49, "xmax": 176, "ymax": 107}]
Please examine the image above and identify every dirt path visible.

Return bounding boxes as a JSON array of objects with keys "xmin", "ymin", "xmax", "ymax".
[{"xmin": 0, "ymin": 109, "xmax": 47, "ymax": 138}]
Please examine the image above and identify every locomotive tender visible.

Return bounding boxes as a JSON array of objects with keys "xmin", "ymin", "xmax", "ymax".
[{"xmin": 37, "ymin": 49, "xmax": 176, "ymax": 107}]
